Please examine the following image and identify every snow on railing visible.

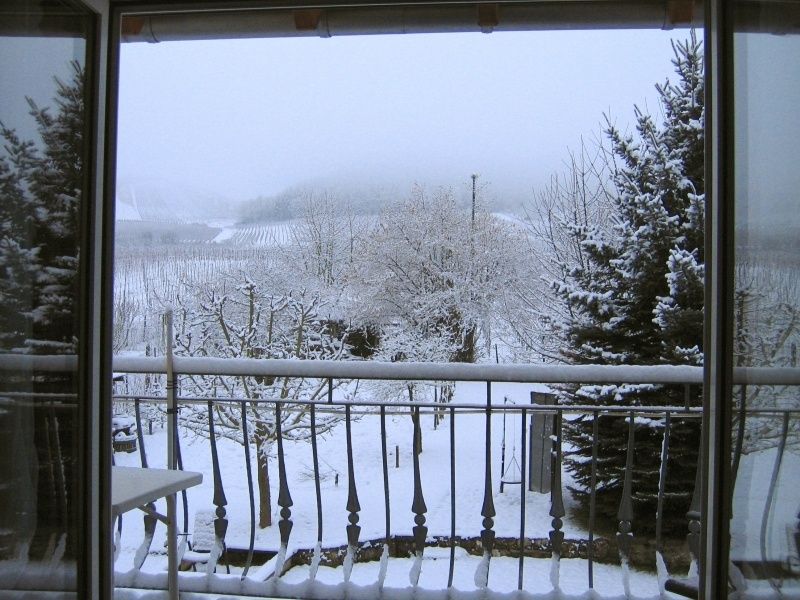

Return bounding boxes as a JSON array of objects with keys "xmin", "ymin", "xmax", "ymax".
[
  {"xmin": 3, "ymin": 352, "xmax": 800, "ymax": 386},
  {"xmin": 112, "ymin": 355, "xmax": 706, "ymax": 384}
]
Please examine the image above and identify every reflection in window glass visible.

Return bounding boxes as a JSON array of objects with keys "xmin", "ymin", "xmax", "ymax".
[
  {"xmin": 732, "ymin": 7, "xmax": 800, "ymax": 596},
  {"xmin": 0, "ymin": 0, "xmax": 90, "ymax": 593}
]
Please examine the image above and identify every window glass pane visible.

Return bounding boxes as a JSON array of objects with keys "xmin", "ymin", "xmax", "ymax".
[
  {"xmin": 114, "ymin": 13, "xmax": 707, "ymax": 597},
  {"xmin": 0, "ymin": 0, "xmax": 91, "ymax": 593},
  {"xmin": 731, "ymin": 3, "xmax": 800, "ymax": 595}
]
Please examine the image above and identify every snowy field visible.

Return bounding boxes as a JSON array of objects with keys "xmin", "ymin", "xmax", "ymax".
[
  {"xmin": 210, "ymin": 216, "xmax": 379, "ymax": 248},
  {"xmin": 111, "ymin": 381, "xmax": 713, "ymax": 599},
  {"xmin": 212, "ymin": 223, "xmax": 293, "ymax": 247}
]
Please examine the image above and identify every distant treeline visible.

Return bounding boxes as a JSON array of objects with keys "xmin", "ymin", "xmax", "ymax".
[
  {"xmin": 116, "ymin": 220, "xmax": 220, "ymax": 246},
  {"xmin": 238, "ymin": 191, "xmax": 300, "ymax": 223},
  {"xmin": 238, "ymin": 186, "xmax": 395, "ymax": 225},
  {"xmin": 237, "ymin": 183, "xmax": 452, "ymax": 225},
  {"xmin": 737, "ymin": 223, "xmax": 800, "ymax": 261}
]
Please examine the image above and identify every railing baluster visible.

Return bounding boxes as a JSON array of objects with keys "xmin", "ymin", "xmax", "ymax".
[
  {"xmin": 762, "ymin": 412, "xmax": 791, "ymax": 592},
  {"xmin": 381, "ymin": 406, "xmax": 391, "ymax": 543},
  {"xmin": 654, "ymin": 410, "xmax": 673, "ymax": 591},
  {"xmin": 795, "ymin": 510, "xmax": 800, "ymax": 578},
  {"xmin": 47, "ymin": 406, "xmax": 67, "ymax": 535},
  {"xmin": 656, "ymin": 411, "xmax": 672, "ymax": 553},
  {"xmin": 241, "ymin": 401, "xmax": 256, "ymax": 577},
  {"xmin": 273, "ymin": 400, "xmax": 293, "ymax": 577},
  {"xmin": 175, "ymin": 386, "xmax": 189, "ymax": 524},
  {"xmin": 409, "ymin": 404, "xmax": 428, "ymax": 586},
  {"xmin": 549, "ymin": 408, "xmax": 565, "ymax": 591},
  {"xmin": 39, "ymin": 407, "xmax": 55, "ymax": 550},
  {"xmin": 617, "ymin": 411, "xmax": 636, "ymax": 596},
  {"xmin": 132, "ymin": 397, "xmax": 158, "ymax": 569},
  {"xmin": 731, "ymin": 384, "xmax": 747, "ymax": 492},
  {"xmin": 588, "ymin": 410, "xmax": 598, "ymax": 589},
  {"xmin": 500, "ymin": 398, "xmax": 508, "ymax": 495},
  {"xmin": 474, "ymin": 381, "xmax": 495, "ymax": 589},
  {"xmin": 173, "ymin": 393, "xmax": 189, "ymax": 545},
  {"xmin": 207, "ymin": 398, "xmax": 228, "ymax": 574},
  {"xmin": 309, "ymin": 403, "xmax": 323, "ymax": 580},
  {"xmin": 687, "ymin": 440, "xmax": 702, "ymax": 573},
  {"xmin": 343, "ymin": 403, "xmax": 361, "ymax": 582},
  {"xmin": 133, "ymin": 398, "xmax": 158, "ymax": 569},
  {"xmin": 114, "ymin": 515, "xmax": 122, "ymax": 564},
  {"xmin": 133, "ymin": 508, "xmax": 157, "ymax": 570},
  {"xmin": 379, "ymin": 405, "xmax": 391, "ymax": 587},
  {"xmin": 111, "ymin": 440, "xmax": 118, "ymax": 564},
  {"xmin": 518, "ymin": 407, "xmax": 528, "ymax": 590},
  {"xmin": 134, "ymin": 398, "xmax": 148, "ymax": 468},
  {"xmin": 448, "ymin": 406, "xmax": 456, "ymax": 589}
]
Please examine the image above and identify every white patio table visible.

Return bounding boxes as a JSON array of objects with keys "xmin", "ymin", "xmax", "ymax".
[{"xmin": 112, "ymin": 466, "xmax": 203, "ymax": 600}]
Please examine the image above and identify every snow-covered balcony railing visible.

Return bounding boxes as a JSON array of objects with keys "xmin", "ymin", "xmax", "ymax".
[
  {"xmin": 105, "ymin": 357, "xmax": 800, "ymax": 600},
  {"xmin": 110, "ymin": 355, "xmax": 709, "ymax": 598},
  {"xmin": 2, "ymin": 354, "xmax": 797, "ymax": 598}
]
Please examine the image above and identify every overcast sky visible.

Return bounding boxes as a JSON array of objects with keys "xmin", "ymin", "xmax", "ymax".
[
  {"xmin": 117, "ymin": 29, "xmax": 689, "ymax": 204},
  {"xmin": 735, "ymin": 32, "xmax": 800, "ymax": 229},
  {"xmin": 0, "ymin": 36, "xmax": 86, "ymax": 143}
]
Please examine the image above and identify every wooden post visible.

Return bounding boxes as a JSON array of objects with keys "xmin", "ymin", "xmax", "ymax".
[{"xmin": 529, "ymin": 391, "xmax": 555, "ymax": 493}]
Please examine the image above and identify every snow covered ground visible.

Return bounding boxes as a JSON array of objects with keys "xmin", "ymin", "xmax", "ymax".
[{"xmin": 114, "ymin": 383, "xmax": 581, "ymax": 558}]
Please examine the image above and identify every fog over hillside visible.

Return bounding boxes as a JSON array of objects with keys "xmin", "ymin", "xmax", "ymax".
[
  {"xmin": 115, "ymin": 179, "xmax": 242, "ymax": 224},
  {"xmin": 235, "ymin": 175, "xmax": 530, "ymax": 226},
  {"xmin": 116, "ymin": 173, "xmax": 529, "ymax": 229}
]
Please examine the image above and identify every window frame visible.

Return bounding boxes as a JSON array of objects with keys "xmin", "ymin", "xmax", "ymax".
[
  {"xmin": 102, "ymin": 2, "xmax": 734, "ymax": 598},
  {"xmin": 81, "ymin": 0, "xmax": 114, "ymax": 598}
]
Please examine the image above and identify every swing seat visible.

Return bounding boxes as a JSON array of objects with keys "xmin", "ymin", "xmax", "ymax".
[
  {"xmin": 501, "ymin": 453, "xmax": 523, "ymax": 485},
  {"xmin": 500, "ymin": 400, "xmax": 524, "ymax": 488}
]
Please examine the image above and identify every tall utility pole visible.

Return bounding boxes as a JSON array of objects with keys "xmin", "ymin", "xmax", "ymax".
[{"xmin": 471, "ymin": 173, "xmax": 478, "ymax": 226}]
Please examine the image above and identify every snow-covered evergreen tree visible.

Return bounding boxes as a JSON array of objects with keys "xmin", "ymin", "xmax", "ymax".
[
  {"xmin": 0, "ymin": 60, "xmax": 86, "ymax": 563},
  {"xmin": 0, "ymin": 148, "xmax": 38, "ymax": 351},
  {"xmin": 556, "ymin": 34, "xmax": 705, "ymax": 534},
  {"xmin": 0, "ymin": 60, "xmax": 85, "ymax": 355}
]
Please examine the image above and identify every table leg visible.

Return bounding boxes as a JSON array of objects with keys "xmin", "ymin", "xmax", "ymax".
[{"xmin": 167, "ymin": 493, "xmax": 177, "ymax": 600}]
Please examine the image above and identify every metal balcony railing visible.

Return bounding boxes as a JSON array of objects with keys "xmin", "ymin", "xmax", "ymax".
[
  {"xmin": 2, "ymin": 352, "xmax": 798, "ymax": 598},
  {"xmin": 106, "ymin": 357, "xmax": 800, "ymax": 598},
  {"xmin": 102, "ymin": 353, "xmax": 796, "ymax": 598}
]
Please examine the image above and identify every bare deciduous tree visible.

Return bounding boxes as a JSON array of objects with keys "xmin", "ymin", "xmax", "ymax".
[{"xmin": 175, "ymin": 278, "xmax": 352, "ymax": 527}]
